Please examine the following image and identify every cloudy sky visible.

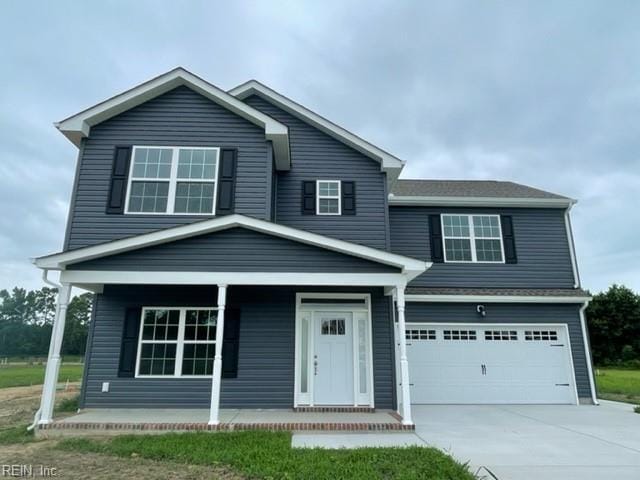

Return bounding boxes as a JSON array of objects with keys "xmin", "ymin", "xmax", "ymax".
[{"xmin": 1, "ymin": 1, "xmax": 638, "ymax": 294}]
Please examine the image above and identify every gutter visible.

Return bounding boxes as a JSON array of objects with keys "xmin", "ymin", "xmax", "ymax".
[
  {"xmin": 388, "ymin": 194, "xmax": 576, "ymax": 209},
  {"xmin": 564, "ymin": 205, "xmax": 582, "ymax": 288}
]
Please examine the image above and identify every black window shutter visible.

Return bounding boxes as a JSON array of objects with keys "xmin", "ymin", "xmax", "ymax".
[
  {"xmin": 222, "ymin": 308, "xmax": 241, "ymax": 378},
  {"xmin": 106, "ymin": 146, "xmax": 132, "ymax": 214},
  {"xmin": 216, "ymin": 148, "xmax": 237, "ymax": 215},
  {"xmin": 429, "ymin": 215, "xmax": 444, "ymax": 263},
  {"xmin": 302, "ymin": 181, "xmax": 316, "ymax": 215},
  {"xmin": 118, "ymin": 307, "xmax": 142, "ymax": 377},
  {"xmin": 501, "ymin": 215, "xmax": 518, "ymax": 264},
  {"xmin": 341, "ymin": 181, "xmax": 356, "ymax": 215}
]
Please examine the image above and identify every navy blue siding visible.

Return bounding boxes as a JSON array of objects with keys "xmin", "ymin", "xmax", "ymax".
[
  {"xmin": 244, "ymin": 95, "xmax": 389, "ymax": 250},
  {"xmin": 66, "ymin": 86, "xmax": 271, "ymax": 250},
  {"xmin": 405, "ymin": 302, "xmax": 593, "ymax": 399},
  {"xmin": 67, "ymin": 227, "xmax": 398, "ymax": 273},
  {"xmin": 81, "ymin": 286, "xmax": 395, "ymax": 409},
  {"xmin": 390, "ymin": 207, "xmax": 575, "ymax": 288}
]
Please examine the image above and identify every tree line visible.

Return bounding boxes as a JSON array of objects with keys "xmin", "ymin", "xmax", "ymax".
[{"xmin": 0, "ymin": 287, "xmax": 92, "ymax": 358}]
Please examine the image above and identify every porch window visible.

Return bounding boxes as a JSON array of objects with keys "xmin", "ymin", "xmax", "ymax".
[
  {"xmin": 126, "ymin": 146, "xmax": 219, "ymax": 215},
  {"xmin": 136, "ymin": 307, "xmax": 217, "ymax": 377}
]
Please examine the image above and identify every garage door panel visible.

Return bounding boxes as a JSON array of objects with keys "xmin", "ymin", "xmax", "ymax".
[{"xmin": 407, "ymin": 324, "xmax": 576, "ymax": 405}]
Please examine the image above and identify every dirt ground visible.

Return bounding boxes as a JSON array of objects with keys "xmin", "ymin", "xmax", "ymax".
[{"xmin": 0, "ymin": 385, "xmax": 243, "ymax": 479}]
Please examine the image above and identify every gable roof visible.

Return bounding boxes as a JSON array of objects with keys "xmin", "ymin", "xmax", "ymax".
[
  {"xmin": 34, "ymin": 214, "xmax": 428, "ymax": 280},
  {"xmin": 55, "ymin": 68, "xmax": 291, "ymax": 170},
  {"xmin": 389, "ymin": 179, "xmax": 575, "ymax": 208},
  {"xmin": 229, "ymin": 80, "xmax": 405, "ymax": 177}
]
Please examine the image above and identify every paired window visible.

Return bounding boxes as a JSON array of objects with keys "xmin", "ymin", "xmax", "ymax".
[
  {"xmin": 442, "ymin": 214, "xmax": 504, "ymax": 263},
  {"xmin": 485, "ymin": 330, "xmax": 518, "ymax": 341},
  {"xmin": 136, "ymin": 307, "xmax": 218, "ymax": 377},
  {"xmin": 316, "ymin": 180, "xmax": 341, "ymax": 215},
  {"xmin": 524, "ymin": 330, "xmax": 558, "ymax": 341},
  {"xmin": 125, "ymin": 146, "xmax": 219, "ymax": 215}
]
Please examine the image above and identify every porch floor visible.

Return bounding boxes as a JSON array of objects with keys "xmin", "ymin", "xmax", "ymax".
[{"xmin": 41, "ymin": 408, "xmax": 412, "ymax": 435}]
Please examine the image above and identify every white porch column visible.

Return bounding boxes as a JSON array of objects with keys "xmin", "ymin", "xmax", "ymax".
[
  {"xmin": 209, "ymin": 284, "xmax": 227, "ymax": 425},
  {"xmin": 396, "ymin": 285, "xmax": 413, "ymax": 425},
  {"xmin": 38, "ymin": 283, "xmax": 72, "ymax": 425}
]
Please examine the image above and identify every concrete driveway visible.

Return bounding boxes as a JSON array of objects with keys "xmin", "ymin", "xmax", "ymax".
[{"xmin": 413, "ymin": 400, "xmax": 640, "ymax": 480}]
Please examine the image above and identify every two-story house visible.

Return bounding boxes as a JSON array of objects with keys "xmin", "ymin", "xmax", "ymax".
[{"xmin": 33, "ymin": 68, "xmax": 596, "ymax": 431}]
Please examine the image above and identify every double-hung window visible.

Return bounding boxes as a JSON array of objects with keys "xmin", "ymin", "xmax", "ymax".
[
  {"xmin": 316, "ymin": 180, "xmax": 341, "ymax": 215},
  {"xmin": 442, "ymin": 214, "xmax": 504, "ymax": 263},
  {"xmin": 126, "ymin": 146, "xmax": 219, "ymax": 215},
  {"xmin": 136, "ymin": 307, "xmax": 218, "ymax": 377}
]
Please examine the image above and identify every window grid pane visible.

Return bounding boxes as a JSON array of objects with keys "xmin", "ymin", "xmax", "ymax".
[
  {"xmin": 128, "ymin": 182, "xmax": 169, "ymax": 213},
  {"xmin": 444, "ymin": 238, "xmax": 472, "ymax": 261},
  {"xmin": 475, "ymin": 239, "xmax": 503, "ymax": 262},
  {"xmin": 318, "ymin": 198, "xmax": 339, "ymax": 214},
  {"xmin": 317, "ymin": 181, "xmax": 340, "ymax": 214},
  {"xmin": 174, "ymin": 182, "xmax": 215, "ymax": 214},
  {"xmin": 177, "ymin": 148, "xmax": 217, "ymax": 180},
  {"xmin": 132, "ymin": 148, "xmax": 173, "ymax": 179}
]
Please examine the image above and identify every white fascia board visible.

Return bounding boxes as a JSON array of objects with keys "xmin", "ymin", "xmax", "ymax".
[
  {"xmin": 388, "ymin": 195, "xmax": 576, "ymax": 208},
  {"xmin": 405, "ymin": 294, "xmax": 592, "ymax": 304},
  {"xmin": 229, "ymin": 80, "xmax": 405, "ymax": 174},
  {"xmin": 60, "ymin": 271, "xmax": 408, "ymax": 287},
  {"xmin": 34, "ymin": 214, "xmax": 428, "ymax": 279},
  {"xmin": 55, "ymin": 68, "xmax": 291, "ymax": 169}
]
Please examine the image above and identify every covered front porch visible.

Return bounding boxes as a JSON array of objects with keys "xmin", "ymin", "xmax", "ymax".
[{"xmin": 33, "ymin": 215, "xmax": 429, "ymax": 430}]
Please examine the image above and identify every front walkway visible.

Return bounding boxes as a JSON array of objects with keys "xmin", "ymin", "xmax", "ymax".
[
  {"xmin": 413, "ymin": 402, "xmax": 640, "ymax": 480},
  {"xmin": 39, "ymin": 408, "xmax": 411, "ymax": 436}
]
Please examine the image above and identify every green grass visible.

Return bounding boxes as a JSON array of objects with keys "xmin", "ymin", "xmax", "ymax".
[
  {"xmin": 595, "ymin": 367, "xmax": 640, "ymax": 405},
  {"xmin": 0, "ymin": 364, "xmax": 83, "ymax": 389},
  {"xmin": 58, "ymin": 431, "xmax": 474, "ymax": 480}
]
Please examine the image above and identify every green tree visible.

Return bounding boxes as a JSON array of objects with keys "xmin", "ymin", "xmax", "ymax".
[
  {"xmin": 586, "ymin": 285, "xmax": 640, "ymax": 365},
  {"xmin": 62, "ymin": 292, "xmax": 93, "ymax": 355}
]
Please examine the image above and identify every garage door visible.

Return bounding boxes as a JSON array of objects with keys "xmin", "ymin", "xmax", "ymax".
[{"xmin": 406, "ymin": 324, "xmax": 576, "ymax": 404}]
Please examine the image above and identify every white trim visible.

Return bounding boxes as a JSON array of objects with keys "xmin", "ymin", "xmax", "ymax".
[
  {"xmin": 60, "ymin": 270, "xmax": 409, "ymax": 287},
  {"xmin": 134, "ymin": 306, "xmax": 218, "ymax": 378},
  {"xmin": 565, "ymin": 206, "xmax": 581, "ymax": 288},
  {"xmin": 441, "ymin": 214, "xmax": 505, "ymax": 264},
  {"xmin": 405, "ymin": 294, "xmax": 591, "ymax": 304},
  {"xmin": 579, "ymin": 301, "xmax": 599, "ymax": 405},
  {"xmin": 388, "ymin": 195, "xmax": 576, "ymax": 209},
  {"xmin": 55, "ymin": 68, "xmax": 291, "ymax": 170},
  {"xmin": 316, "ymin": 180, "xmax": 341, "ymax": 216},
  {"xmin": 228, "ymin": 80, "xmax": 404, "ymax": 174},
  {"xmin": 294, "ymin": 293, "xmax": 375, "ymax": 408},
  {"xmin": 124, "ymin": 146, "xmax": 220, "ymax": 216},
  {"xmin": 404, "ymin": 322, "xmax": 579, "ymax": 406},
  {"xmin": 35, "ymin": 214, "xmax": 428, "ymax": 279}
]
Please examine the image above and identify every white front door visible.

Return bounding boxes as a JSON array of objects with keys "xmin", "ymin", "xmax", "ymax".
[
  {"xmin": 406, "ymin": 324, "xmax": 577, "ymax": 404},
  {"xmin": 313, "ymin": 311, "xmax": 354, "ymax": 405}
]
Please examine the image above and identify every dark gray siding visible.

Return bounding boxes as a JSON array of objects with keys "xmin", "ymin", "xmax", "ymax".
[
  {"xmin": 67, "ymin": 227, "xmax": 398, "ymax": 273},
  {"xmin": 390, "ymin": 206, "xmax": 575, "ymax": 288},
  {"xmin": 405, "ymin": 302, "xmax": 593, "ymax": 399},
  {"xmin": 81, "ymin": 286, "xmax": 395, "ymax": 409},
  {"xmin": 66, "ymin": 86, "xmax": 270, "ymax": 250},
  {"xmin": 244, "ymin": 95, "xmax": 389, "ymax": 250}
]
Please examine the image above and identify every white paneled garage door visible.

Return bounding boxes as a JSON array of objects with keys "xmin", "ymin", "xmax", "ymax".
[{"xmin": 406, "ymin": 324, "xmax": 577, "ymax": 404}]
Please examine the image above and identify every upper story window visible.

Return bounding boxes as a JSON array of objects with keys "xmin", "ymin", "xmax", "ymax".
[
  {"xmin": 316, "ymin": 180, "xmax": 341, "ymax": 215},
  {"xmin": 442, "ymin": 214, "xmax": 504, "ymax": 263},
  {"xmin": 125, "ymin": 146, "xmax": 219, "ymax": 215}
]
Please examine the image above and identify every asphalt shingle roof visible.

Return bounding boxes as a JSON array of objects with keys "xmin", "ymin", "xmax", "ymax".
[
  {"xmin": 391, "ymin": 180, "xmax": 568, "ymax": 200},
  {"xmin": 405, "ymin": 287, "xmax": 590, "ymax": 298}
]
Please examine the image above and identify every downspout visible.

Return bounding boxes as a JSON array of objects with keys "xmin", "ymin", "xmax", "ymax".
[
  {"xmin": 27, "ymin": 269, "xmax": 63, "ymax": 431},
  {"xmin": 565, "ymin": 204, "xmax": 581, "ymax": 288},
  {"xmin": 579, "ymin": 300, "xmax": 599, "ymax": 405}
]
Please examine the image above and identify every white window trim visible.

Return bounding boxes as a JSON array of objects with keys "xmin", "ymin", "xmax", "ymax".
[
  {"xmin": 316, "ymin": 180, "xmax": 341, "ymax": 216},
  {"xmin": 135, "ymin": 306, "xmax": 219, "ymax": 378},
  {"xmin": 124, "ymin": 146, "xmax": 220, "ymax": 216},
  {"xmin": 441, "ymin": 213, "xmax": 505, "ymax": 264}
]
